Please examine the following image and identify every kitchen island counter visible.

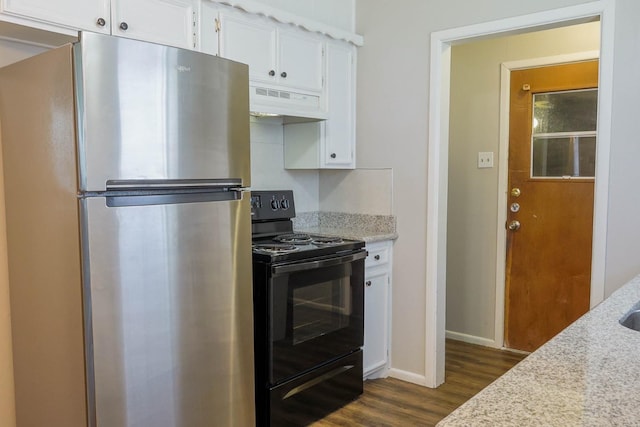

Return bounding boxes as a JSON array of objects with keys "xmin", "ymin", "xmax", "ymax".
[{"xmin": 438, "ymin": 274, "xmax": 640, "ymax": 427}]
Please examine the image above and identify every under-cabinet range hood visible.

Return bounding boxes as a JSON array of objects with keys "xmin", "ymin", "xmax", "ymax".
[{"xmin": 249, "ymin": 84, "xmax": 328, "ymax": 123}]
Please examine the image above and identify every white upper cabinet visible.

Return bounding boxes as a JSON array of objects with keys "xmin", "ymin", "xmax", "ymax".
[
  {"xmin": 323, "ymin": 40, "xmax": 355, "ymax": 167},
  {"xmin": 218, "ymin": 8, "xmax": 323, "ymax": 94},
  {"xmin": 278, "ymin": 29, "xmax": 323, "ymax": 93},
  {"xmin": 2, "ymin": 0, "xmax": 110, "ymax": 33},
  {"xmin": 112, "ymin": 0, "xmax": 196, "ymax": 49},
  {"xmin": 1, "ymin": 0, "xmax": 197, "ymax": 49},
  {"xmin": 218, "ymin": 11, "xmax": 276, "ymax": 84},
  {"xmin": 283, "ymin": 39, "xmax": 356, "ymax": 169}
]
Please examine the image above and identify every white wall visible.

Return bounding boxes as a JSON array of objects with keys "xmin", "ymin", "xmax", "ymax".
[
  {"xmin": 0, "ymin": 37, "xmax": 49, "ymax": 427},
  {"xmin": 447, "ymin": 22, "xmax": 600, "ymax": 343},
  {"xmin": 356, "ymin": 0, "xmax": 640, "ymax": 383}
]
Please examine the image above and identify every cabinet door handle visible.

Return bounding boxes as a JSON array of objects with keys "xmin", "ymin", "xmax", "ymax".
[
  {"xmin": 280, "ymin": 71, "xmax": 287, "ymax": 78},
  {"xmin": 374, "ymin": 255, "xmax": 380, "ymax": 260},
  {"xmin": 96, "ymin": 17, "xmax": 106, "ymax": 27},
  {"xmin": 119, "ymin": 22, "xmax": 129, "ymax": 31},
  {"xmin": 330, "ymin": 153, "xmax": 337, "ymax": 159},
  {"xmin": 268, "ymin": 70, "xmax": 275, "ymax": 77},
  {"xmin": 366, "ymin": 281, "xmax": 372, "ymax": 287}
]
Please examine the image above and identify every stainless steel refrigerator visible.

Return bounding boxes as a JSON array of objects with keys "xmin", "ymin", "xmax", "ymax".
[{"xmin": 0, "ymin": 32, "xmax": 254, "ymax": 427}]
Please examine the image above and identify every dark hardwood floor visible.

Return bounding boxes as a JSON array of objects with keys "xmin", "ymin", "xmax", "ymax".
[{"xmin": 310, "ymin": 339, "xmax": 527, "ymax": 427}]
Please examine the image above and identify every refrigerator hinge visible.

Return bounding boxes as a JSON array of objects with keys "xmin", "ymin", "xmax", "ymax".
[{"xmin": 192, "ymin": 11, "xmax": 197, "ymax": 49}]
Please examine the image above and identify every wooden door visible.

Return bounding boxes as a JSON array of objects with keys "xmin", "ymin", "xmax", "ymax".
[{"xmin": 505, "ymin": 61, "xmax": 598, "ymax": 352}]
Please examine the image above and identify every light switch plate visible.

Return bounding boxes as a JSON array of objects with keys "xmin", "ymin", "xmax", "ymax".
[{"xmin": 478, "ymin": 152, "xmax": 494, "ymax": 169}]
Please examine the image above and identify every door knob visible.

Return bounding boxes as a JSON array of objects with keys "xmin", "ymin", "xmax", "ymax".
[
  {"xmin": 510, "ymin": 188, "xmax": 521, "ymax": 197},
  {"xmin": 508, "ymin": 220, "xmax": 521, "ymax": 231}
]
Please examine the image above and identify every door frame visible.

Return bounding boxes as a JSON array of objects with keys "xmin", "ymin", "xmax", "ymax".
[
  {"xmin": 426, "ymin": 0, "xmax": 615, "ymax": 387},
  {"xmin": 494, "ymin": 52, "xmax": 601, "ymax": 351}
]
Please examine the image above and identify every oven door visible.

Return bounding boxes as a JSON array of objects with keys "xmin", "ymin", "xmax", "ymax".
[{"xmin": 269, "ymin": 250, "xmax": 366, "ymax": 385}]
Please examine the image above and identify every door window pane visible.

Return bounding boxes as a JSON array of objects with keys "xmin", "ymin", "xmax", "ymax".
[
  {"xmin": 531, "ymin": 88, "xmax": 598, "ymax": 178},
  {"xmin": 532, "ymin": 136, "xmax": 596, "ymax": 177},
  {"xmin": 533, "ymin": 89, "xmax": 598, "ymax": 133}
]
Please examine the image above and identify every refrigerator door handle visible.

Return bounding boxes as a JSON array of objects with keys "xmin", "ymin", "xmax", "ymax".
[
  {"xmin": 106, "ymin": 178, "xmax": 244, "ymax": 190},
  {"xmin": 104, "ymin": 189, "xmax": 243, "ymax": 208}
]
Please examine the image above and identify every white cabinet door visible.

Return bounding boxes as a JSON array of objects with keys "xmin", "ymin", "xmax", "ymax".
[
  {"xmin": 2, "ymin": 0, "xmax": 110, "ymax": 33},
  {"xmin": 363, "ymin": 270, "xmax": 389, "ymax": 377},
  {"xmin": 2, "ymin": 0, "xmax": 195, "ymax": 49},
  {"xmin": 199, "ymin": 0, "xmax": 220, "ymax": 56},
  {"xmin": 219, "ymin": 10, "xmax": 323, "ymax": 94},
  {"xmin": 219, "ymin": 11, "xmax": 277, "ymax": 85},
  {"xmin": 113, "ymin": 0, "xmax": 196, "ymax": 49},
  {"xmin": 363, "ymin": 240, "xmax": 392, "ymax": 379},
  {"xmin": 279, "ymin": 29, "xmax": 323, "ymax": 92},
  {"xmin": 284, "ymin": 40, "xmax": 355, "ymax": 170},
  {"xmin": 323, "ymin": 41, "xmax": 355, "ymax": 168}
]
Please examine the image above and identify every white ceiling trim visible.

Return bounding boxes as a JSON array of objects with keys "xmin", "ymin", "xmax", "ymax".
[{"xmin": 209, "ymin": 0, "xmax": 364, "ymax": 46}]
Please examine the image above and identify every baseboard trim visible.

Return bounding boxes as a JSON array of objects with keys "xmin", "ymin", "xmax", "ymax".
[
  {"xmin": 445, "ymin": 330, "xmax": 498, "ymax": 348},
  {"xmin": 387, "ymin": 368, "xmax": 428, "ymax": 387}
]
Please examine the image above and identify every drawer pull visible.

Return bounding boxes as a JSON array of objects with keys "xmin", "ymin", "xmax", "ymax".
[{"xmin": 374, "ymin": 255, "xmax": 380, "ymax": 260}]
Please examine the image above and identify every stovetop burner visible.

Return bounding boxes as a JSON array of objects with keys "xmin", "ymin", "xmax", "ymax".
[
  {"xmin": 311, "ymin": 236, "xmax": 344, "ymax": 245},
  {"xmin": 253, "ymin": 243, "xmax": 300, "ymax": 254},
  {"xmin": 274, "ymin": 233, "xmax": 312, "ymax": 244}
]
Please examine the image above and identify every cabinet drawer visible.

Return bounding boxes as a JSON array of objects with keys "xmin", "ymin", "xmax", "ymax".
[{"xmin": 365, "ymin": 242, "xmax": 390, "ymax": 269}]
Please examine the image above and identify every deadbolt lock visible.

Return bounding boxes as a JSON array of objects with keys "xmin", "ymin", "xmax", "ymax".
[
  {"xmin": 510, "ymin": 188, "xmax": 521, "ymax": 197},
  {"xmin": 510, "ymin": 203, "xmax": 520, "ymax": 213}
]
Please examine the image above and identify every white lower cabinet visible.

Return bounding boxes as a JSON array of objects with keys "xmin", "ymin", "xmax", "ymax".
[{"xmin": 363, "ymin": 240, "xmax": 392, "ymax": 379}]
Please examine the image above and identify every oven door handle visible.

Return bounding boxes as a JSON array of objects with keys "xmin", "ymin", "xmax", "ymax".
[{"xmin": 272, "ymin": 250, "xmax": 367, "ymax": 275}]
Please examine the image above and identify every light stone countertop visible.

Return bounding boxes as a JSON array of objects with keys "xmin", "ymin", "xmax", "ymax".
[
  {"xmin": 437, "ymin": 274, "xmax": 640, "ymax": 427},
  {"xmin": 293, "ymin": 211, "xmax": 398, "ymax": 243}
]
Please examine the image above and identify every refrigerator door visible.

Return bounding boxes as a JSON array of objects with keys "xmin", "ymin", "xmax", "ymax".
[
  {"xmin": 74, "ymin": 32, "xmax": 250, "ymax": 191},
  {"xmin": 81, "ymin": 194, "xmax": 254, "ymax": 427}
]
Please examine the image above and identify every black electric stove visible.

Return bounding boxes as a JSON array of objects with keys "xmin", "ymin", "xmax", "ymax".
[{"xmin": 250, "ymin": 190, "xmax": 366, "ymax": 427}]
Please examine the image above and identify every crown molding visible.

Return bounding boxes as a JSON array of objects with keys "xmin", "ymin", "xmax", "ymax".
[{"xmin": 210, "ymin": 0, "xmax": 364, "ymax": 46}]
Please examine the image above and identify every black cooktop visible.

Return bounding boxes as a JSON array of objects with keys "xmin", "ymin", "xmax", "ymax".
[
  {"xmin": 250, "ymin": 190, "xmax": 365, "ymax": 263},
  {"xmin": 252, "ymin": 232, "xmax": 365, "ymax": 263}
]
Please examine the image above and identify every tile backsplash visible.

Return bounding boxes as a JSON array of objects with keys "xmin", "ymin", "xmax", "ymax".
[{"xmin": 250, "ymin": 117, "xmax": 320, "ymax": 212}]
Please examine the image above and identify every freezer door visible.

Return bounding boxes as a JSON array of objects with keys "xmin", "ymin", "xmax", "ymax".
[
  {"xmin": 75, "ymin": 32, "xmax": 250, "ymax": 191},
  {"xmin": 81, "ymin": 194, "xmax": 254, "ymax": 427}
]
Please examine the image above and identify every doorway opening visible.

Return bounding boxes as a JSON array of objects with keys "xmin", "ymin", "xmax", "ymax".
[
  {"xmin": 446, "ymin": 27, "xmax": 600, "ymax": 353},
  {"xmin": 425, "ymin": 1, "xmax": 614, "ymax": 387}
]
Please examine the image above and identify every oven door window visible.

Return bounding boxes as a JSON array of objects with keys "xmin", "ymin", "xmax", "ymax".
[
  {"xmin": 292, "ymin": 277, "xmax": 351, "ymax": 345},
  {"xmin": 269, "ymin": 254, "xmax": 364, "ymax": 385}
]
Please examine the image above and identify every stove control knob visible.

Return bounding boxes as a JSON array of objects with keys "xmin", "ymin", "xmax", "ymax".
[
  {"xmin": 270, "ymin": 199, "xmax": 280, "ymax": 210},
  {"xmin": 281, "ymin": 199, "xmax": 290, "ymax": 210}
]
